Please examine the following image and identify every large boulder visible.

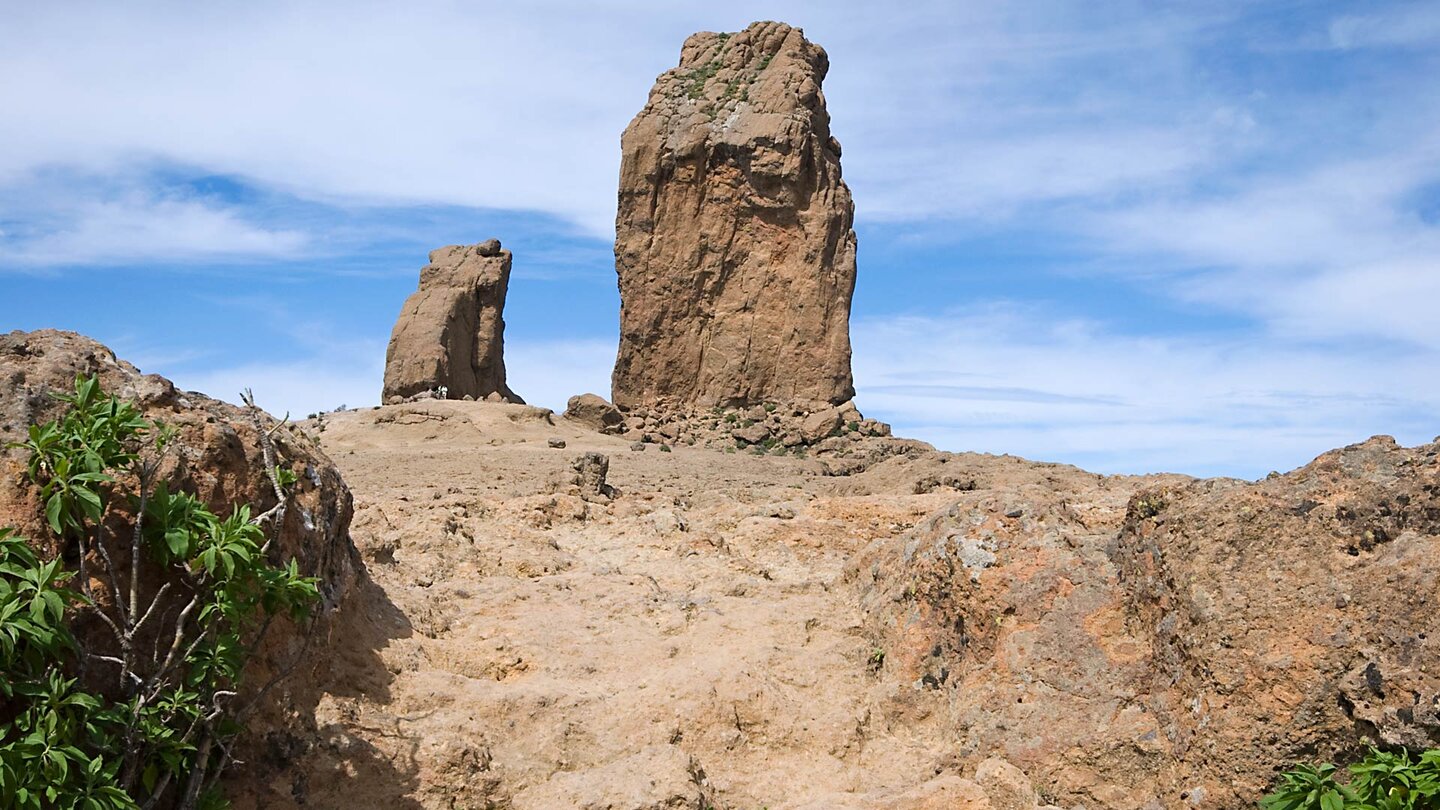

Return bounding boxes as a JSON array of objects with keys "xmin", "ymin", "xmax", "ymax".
[
  {"xmin": 382, "ymin": 240, "xmax": 523, "ymax": 404},
  {"xmin": 0, "ymin": 329, "xmax": 359, "ymax": 785},
  {"xmin": 1113, "ymin": 435, "xmax": 1440, "ymax": 806},
  {"xmin": 852, "ymin": 438, "xmax": 1440, "ymax": 808},
  {"xmin": 612, "ymin": 21, "xmax": 857, "ymax": 412}
]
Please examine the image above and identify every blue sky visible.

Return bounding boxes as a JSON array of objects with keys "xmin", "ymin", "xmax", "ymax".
[{"xmin": 3, "ymin": 1, "xmax": 1438, "ymax": 478}]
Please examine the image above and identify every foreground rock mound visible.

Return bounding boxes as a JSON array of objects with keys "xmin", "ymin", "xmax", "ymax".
[
  {"xmin": 1115, "ymin": 435, "xmax": 1440, "ymax": 806},
  {"xmin": 383, "ymin": 239, "xmax": 522, "ymax": 404},
  {"xmin": 855, "ymin": 438, "xmax": 1440, "ymax": 808},
  {"xmin": 0, "ymin": 329, "xmax": 358, "ymax": 786},
  {"xmin": 612, "ymin": 21, "xmax": 857, "ymax": 411}
]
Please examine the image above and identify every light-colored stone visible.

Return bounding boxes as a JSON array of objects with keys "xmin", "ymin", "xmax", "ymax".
[
  {"xmin": 612, "ymin": 21, "xmax": 857, "ymax": 411},
  {"xmin": 800, "ymin": 407, "xmax": 844, "ymax": 443},
  {"xmin": 976, "ymin": 758, "xmax": 1039, "ymax": 810},
  {"xmin": 732, "ymin": 423, "xmax": 771, "ymax": 445},
  {"xmin": 565, "ymin": 393, "xmax": 624, "ymax": 432}
]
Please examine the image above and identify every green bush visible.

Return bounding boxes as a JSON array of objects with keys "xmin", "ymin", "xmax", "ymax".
[
  {"xmin": 0, "ymin": 375, "xmax": 319, "ymax": 809},
  {"xmin": 1262, "ymin": 749, "xmax": 1440, "ymax": 810}
]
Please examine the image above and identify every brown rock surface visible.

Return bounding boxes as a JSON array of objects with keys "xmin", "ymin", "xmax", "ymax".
[
  {"xmin": 196, "ymin": 388, "xmax": 1440, "ymax": 809},
  {"xmin": 0, "ymin": 329, "xmax": 360, "ymax": 790},
  {"xmin": 564, "ymin": 392, "xmax": 624, "ymax": 432},
  {"xmin": 853, "ymin": 438, "xmax": 1440, "ymax": 808},
  {"xmin": 612, "ymin": 21, "xmax": 857, "ymax": 411},
  {"xmin": 383, "ymin": 240, "xmax": 522, "ymax": 403},
  {"xmin": 1113, "ymin": 435, "xmax": 1440, "ymax": 806},
  {"xmin": 233, "ymin": 400, "xmax": 1064, "ymax": 808}
]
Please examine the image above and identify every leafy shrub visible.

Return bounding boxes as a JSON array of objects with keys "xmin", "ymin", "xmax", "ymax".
[
  {"xmin": 1262, "ymin": 749, "xmax": 1440, "ymax": 810},
  {"xmin": 0, "ymin": 375, "xmax": 319, "ymax": 809}
]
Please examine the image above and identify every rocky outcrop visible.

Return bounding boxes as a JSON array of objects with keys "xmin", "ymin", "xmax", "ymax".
[
  {"xmin": 383, "ymin": 239, "xmax": 522, "ymax": 404},
  {"xmin": 612, "ymin": 21, "xmax": 857, "ymax": 412},
  {"xmin": 0, "ymin": 329, "xmax": 358, "ymax": 778},
  {"xmin": 1113, "ymin": 435, "xmax": 1440, "ymax": 806},
  {"xmin": 853, "ymin": 437, "xmax": 1440, "ymax": 808}
]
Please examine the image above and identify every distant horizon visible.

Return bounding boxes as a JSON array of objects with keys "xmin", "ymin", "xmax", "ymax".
[{"xmin": 4, "ymin": 1, "xmax": 1438, "ymax": 479}]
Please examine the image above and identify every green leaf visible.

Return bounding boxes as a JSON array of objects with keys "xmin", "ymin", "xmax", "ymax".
[
  {"xmin": 72, "ymin": 485, "xmax": 103, "ymax": 521},
  {"xmin": 44, "ymin": 494, "xmax": 64, "ymax": 536}
]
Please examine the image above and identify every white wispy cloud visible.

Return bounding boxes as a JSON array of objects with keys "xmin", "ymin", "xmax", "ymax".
[
  {"xmin": 0, "ymin": 1, "xmax": 1264, "ymax": 241},
  {"xmin": 1329, "ymin": 3, "xmax": 1440, "ymax": 49},
  {"xmin": 0, "ymin": 187, "xmax": 307, "ymax": 268},
  {"xmin": 852, "ymin": 306, "xmax": 1440, "ymax": 477}
]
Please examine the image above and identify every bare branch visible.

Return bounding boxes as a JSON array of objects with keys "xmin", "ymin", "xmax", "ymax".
[
  {"xmin": 154, "ymin": 593, "xmax": 201, "ymax": 680},
  {"xmin": 132, "ymin": 581, "xmax": 172, "ymax": 636},
  {"xmin": 242, "ymin": 389, "xmax": 290, "ymax": 550}
]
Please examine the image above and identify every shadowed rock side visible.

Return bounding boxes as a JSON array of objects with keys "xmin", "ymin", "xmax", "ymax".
[
  {"xmin": 612, "ymin": 21, "xmax": 857, "ymax": 411},
  {"xmin": 383, "ymin": 239, "xmax": 522, "ymax": 404},
  {"xmin": 0, "ymin": 329, "xmax": 374, "ymax": 802}
]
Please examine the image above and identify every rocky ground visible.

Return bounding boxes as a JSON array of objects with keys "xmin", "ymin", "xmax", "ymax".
[
  {"xmin": 216, "ymin": 398, "xmax": 1439, "ymax": 810},
  {"xmin": 6, "ymin": 334, "xmax": 1435, "ymax": 808},
  {"xmin": 225, "ymin": 400, "xmax": 1170, "ymax": 809}
]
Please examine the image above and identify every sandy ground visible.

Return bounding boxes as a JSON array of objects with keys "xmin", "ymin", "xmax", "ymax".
[{"xmin": 234, "ymin": 400, "xmax": 1152, "ymax": 809}]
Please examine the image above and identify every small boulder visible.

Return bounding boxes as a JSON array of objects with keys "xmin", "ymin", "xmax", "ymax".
[
  {"xmin": 564, "ymin": 393, "xmax": 624, "ymax": 432},
  {"xmin": 547, "ymin": 438, "xmax": 567, "ymax": 449},
  {"xmin": 732, "ymin": 423, "xmax": 772, "ymax": 445}
]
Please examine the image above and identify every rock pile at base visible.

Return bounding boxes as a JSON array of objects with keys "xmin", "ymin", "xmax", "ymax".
[
  {"xmin": 612, "ymin": 21, "xmax": 857, "ymax": 412},
  {"xmin": 382, "ymin": 239, "xmax": 523, "ymax": 404},
  {"xmin": 566, "ymin": 392, "xmax": 924, "ymax": 475}
]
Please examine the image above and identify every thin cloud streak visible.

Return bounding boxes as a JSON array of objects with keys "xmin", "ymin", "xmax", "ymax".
[{"xmin": 852, "ymin": 307, "xmax": 1440, "ymax": 478}]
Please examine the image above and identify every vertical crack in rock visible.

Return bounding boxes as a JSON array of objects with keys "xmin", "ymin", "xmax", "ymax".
[{"xmin": 612, "ymin": 21, "xmax": 857, "ymax": 412}]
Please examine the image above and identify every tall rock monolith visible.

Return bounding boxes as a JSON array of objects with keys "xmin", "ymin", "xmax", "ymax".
[
  {"xmin": 383, "ymin": 239, "xmax": 523, "ymax": 404},
  {"xmin": 612, "ymin": 21, "xmax": 857, "ymax": 412}
]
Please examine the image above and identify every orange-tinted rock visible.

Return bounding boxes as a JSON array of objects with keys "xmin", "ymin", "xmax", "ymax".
[
  {"xmin": 612, "ymin": 21, "xmax": 856, "ymax": 411},
  {"xmin": 0, "ymin": 329, "xmax": 359, "ymax": 781},
  {"xmin": 854, "ymin": 438, "xmax": 1440, "ymax": 808}
]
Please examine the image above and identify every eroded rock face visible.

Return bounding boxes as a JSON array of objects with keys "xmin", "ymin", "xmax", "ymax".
[
  {"xmin": 383, "ymin": 240, "xmax": 522, "ymax": 404},
  {"xmin": 612, "ymin": 21, "xmax": 857, "ymax": 412},
  {"xmin": 854, "ymin": 438, "xmax": 1440, "ymax": 809},
  {"xmin": 1113, "ymin": 436, "xmax": 1440, "ymax": 807},
  {"xmin": 0, "ymin": 329, "xmax": 358, "ymax": 785}
]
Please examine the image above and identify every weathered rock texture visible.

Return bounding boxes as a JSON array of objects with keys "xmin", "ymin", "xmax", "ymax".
[
  {"xmin": 383, "ymin": 240, "xmax": 522, "ymax": 404},
  {"xmin": 0, "ymin": 330, "xmax": 359, "ymax": 788},
  {"xmin": 194, "ymin": 381, "xmax": 1439, "ymax": 808},
  {"xmin": 612, "ymin": 21, "xmax": 857, "ymax": 411},
  {"xmin": 854, "ymin": 437, "xmax": 1440, "ymax": 808},
  {"xmin": 563, "ymin": 393, "xmax": 624, "ymax": 433}
]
